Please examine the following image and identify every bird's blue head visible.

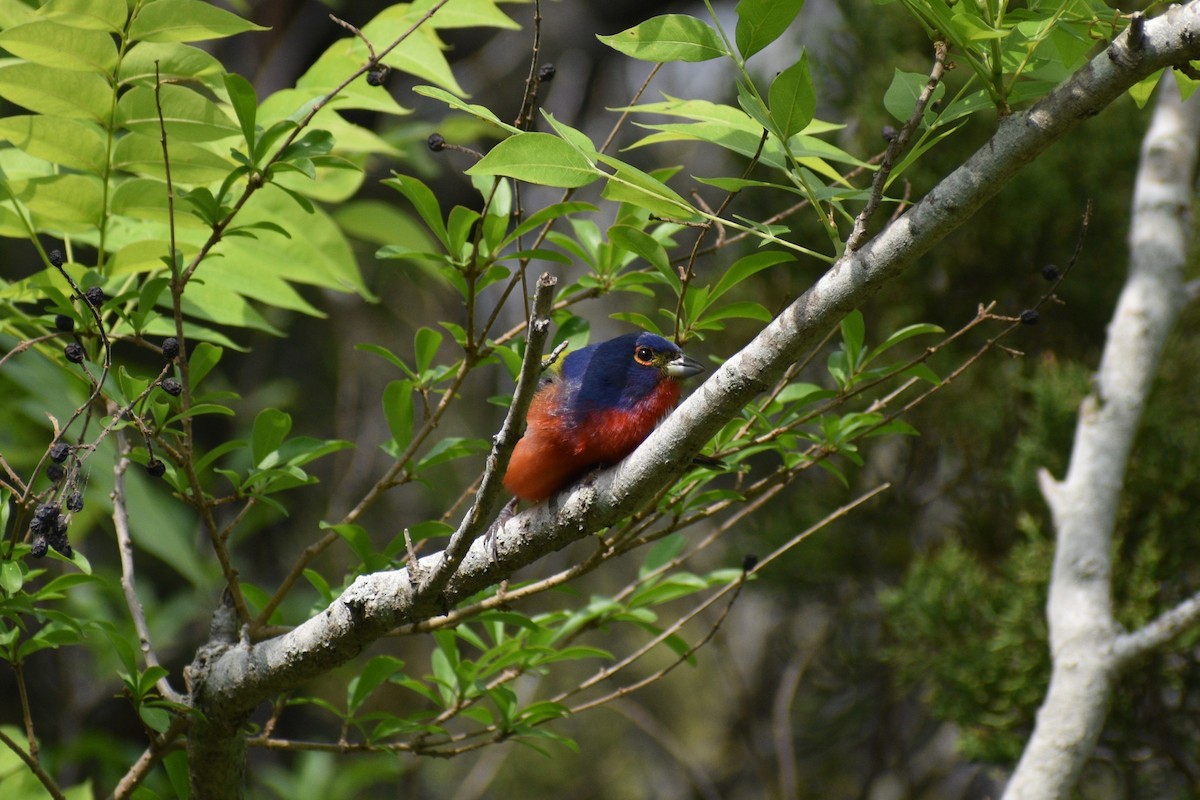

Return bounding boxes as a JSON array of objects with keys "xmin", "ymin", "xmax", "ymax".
[{"xmin": 562, "ymin": 332, "xmax": 704, "ymax": 414}]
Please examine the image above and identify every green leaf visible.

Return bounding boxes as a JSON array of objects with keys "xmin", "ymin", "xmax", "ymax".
[
  {"xmin": 383, "ymin": 380, "xmax": 415, "ymax": 452},
  {"xmin": 639, "ymin": 533, "xmax": 686, "ymax": 578},
  {"xmin": 119, "ymin": 41, "xmax": 225, "ymax": 87},
  {"xmin": 598, "ymin": 14, "xmax": 728, "ymax": 63},
  {"xmin": 609, "ymin": 224, "xmax": 670, "ymax": 275},
  {"xmin": 128, "ymin": 0, "xmax": 267, "ymax": 43},
  {"xmin": 187, "ymin": 342, "xmax": 223, "ymax": 387},
  {"xmin": 414, "ymin": 328, "xmax": 443, "ymax": 375},
  {"xmin": 883, "ymin": 69, "xmax": 945, "ymax": 123},
  {"xmin": 411, "ymin": 85, "xmax": 521, "ymax": 134},
  {"xmin": 840, "ymin": 309, "xmax": 865, "ymax": 371},
  {"xmin": 252, "ymin": 408, "xmax": 292, "ymax": 466},
  {"xmin": 467, "ymin": 133, "xmax": 599, "ymax": 189},
  {"xmin": 0, "ymin": 62, "xmax": 112, "ymax": 121},
  {"xmin": 599, "ymin": 156, "xmax": 701, "ymax": 222},
  {"xmin": 0, "ymin": 116, "xmax": 107, "ymax": 174},
  {"xmin": 709, "ymin": 253, "xmax": 789, "ymax": 312},
  {"xmin": 383, "ymin": 174, "xmax": 449, "ymax": 250},
  {"xmin": 735, "ymin": 0, "xmax": 805, "ymax": 60},
  {"xmin": 0, "ymin": 561, "xmax": 22, "ymax": 594},
  {"xmin": 0, "ymin": 20, "xmax": 118, "ymax": 73},
  {"xmin": 768, "ymin": 51, "xmax": 815, "ymax": 139},
  {"xmin": 348, "ymin": 655, "xmax": 406, "ymax": 714},
  {"xmin": 40, "ymin": 0, "xmax": 128, "ymax": 32},
  {"xmin": 323, "ymin": 522, "xmax": 373, "ymax": 565},
  {"xmin": 223, "ymin": 73, "xmax": 258, "ymax": 151},
  {"xmin": 118, "ymin": 84, "xmax": 240, "ymax": 142},
  {"xmin": 9, "ymin": 173, "xmax": 104, "ymax": 229},
  {"xmin": 415, "ymin": 437, "xmax": 487, "ymax": 471}
]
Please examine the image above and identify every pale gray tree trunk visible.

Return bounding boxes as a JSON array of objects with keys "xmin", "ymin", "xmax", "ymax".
[{"xmin": 1003, "ymin": 72, "xmax": 1200, "ymax": 799}]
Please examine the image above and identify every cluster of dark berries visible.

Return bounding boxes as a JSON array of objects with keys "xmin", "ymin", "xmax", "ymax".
[{"xmin": 29, "ymin": 503, "xmax": 72, "ymax": 559}]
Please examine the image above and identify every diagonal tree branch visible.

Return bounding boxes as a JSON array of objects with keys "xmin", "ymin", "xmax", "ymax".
[{"xmin": 190, "ymin": 2, "xmax": 1200, "ymax": 728}]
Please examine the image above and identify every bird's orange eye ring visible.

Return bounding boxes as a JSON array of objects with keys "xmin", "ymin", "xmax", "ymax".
[{"xmin": 634, "ymin": 346, "xmax": 655, "ymax": 366}]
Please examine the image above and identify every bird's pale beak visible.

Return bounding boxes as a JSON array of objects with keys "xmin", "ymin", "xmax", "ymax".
[{"xmin": 665, "ymin": 353, "xmax": 705, "ymax": 379}]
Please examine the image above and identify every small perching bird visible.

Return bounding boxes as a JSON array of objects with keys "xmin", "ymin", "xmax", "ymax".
[{"xmin": 502, "ymin": 331, "xmax": 705, "ymax": 502}]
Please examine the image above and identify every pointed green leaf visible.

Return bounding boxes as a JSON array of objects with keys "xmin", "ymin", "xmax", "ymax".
[
  {"xmin": 598, "ymin": 14, "xmax": 728, "ymax": 63},
  {"xmin": 111, "ymin": 132, "xmax": 235, "ymax": 183},
  {"xmin": 467, "ymin": 133, "xmax": 599, "ymax": 189},
  {"xmin": 0, "ymin": 62, "xmax": 111, "ymax": 120},
  {"xmin": 40, "ymin": 0, "xmax": 127, "ymax": 31},
  {"xmin": 252, "ymin": 408, "xmax": 292, "ymax": 465},
  {"xmin": 0, "ymin": 20, "xmax": 118, "ymax": 73},
  {"xmin": 118, "ymin": 84, "xmax": 239, "ymax": 142},
  {"xmin": 384, "ymin": 380, "xmax": 415, "ymax": 451},
  {"xmin": 735, "ymin": 0, "xmax": 804, "ymax": 60},
  {"xmin": 412, "ymin": 85, "xmax": 520, "ymax": 134},
  {"xmin": 598, "ymin": 155, "xmax": 701, "ymax": 221},
  {"xmin": 883, "ymin": 69, "xmax": 945, "ymax": 123},
  {"xmin": 710, "ymin": 250, "xmax": 793, "ymax": 303},
  {"xmin": 9, "ymin": 173, "xmax": 104, "ymax": 229},
  {"xmin": 383, "ymin": 174, "xmax": 449, "ymax": 250},
  {"xmin": 609, "ymin": 224, "xmax": 670, "ymax": 275},
  {"xmin": 119, "ymin": 41, "xmax": 225, "ymax": 87},
  {"xmin": 768, "ymin": 51, "xmax": 815, "ymax": 139},
  {"xmin": 128, "ymin": 0, "xmax": 267, "ymax": 43},
  {"xmin": 0, "ymin": 115, "xmax": 107, "ymax": 174},
  {"xmin": 223, "ymin": 73, "xmax": 258, "ymax": 150}
]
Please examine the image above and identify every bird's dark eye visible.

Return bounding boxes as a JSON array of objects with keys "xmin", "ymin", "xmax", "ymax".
[{"xmin": 634, "ymin": 346, "xmax": 655, "ymax": 366}]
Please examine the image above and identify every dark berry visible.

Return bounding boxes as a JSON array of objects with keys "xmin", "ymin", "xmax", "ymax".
[
  {"xmin": 49, "ymin": 442, "xmax": 70, "ymax": 463},
  {"xmin": 1041, "ymin": 264, "xmax": 1060, "ymax": 281},
  {"xmin": 47, "ymin": 464, "xmax": 65, "ymax": 483},
  {"xmin": 366, "ymin": 65, "xmax": 390, "ymax": 86},
  {"xmin": 427, "ymin": 133, "xmax": 446, "ymax": 152},
  {"xmin": 84, "ymin": 286, "xmax": 105, "ymax": 308},
  {"xmin": 537, "ymin": 63, "xmax": 556, "ymax": 82},
  {"xmin": 161, "ymin": 337, "xmax": 180, "ymax": 361},
  {"xmin": 48, "ymin": 516, "xmax": 71, "ymax": 557},
  {"xmin": 881, "ymin": 125, "xmax": 899, "ymax": 143},
  {"xmin": 64, "ymin": 342, "xmax": 85, "ymax": 363},
  {"xmin": 66, "ymin": 491, "xmax": 84, "ymax": 513},
  {"xmin": 30, "ymin": 534, "xmax": 48, "ymax": 558},
  {"xmin": 48, "ymin": 249, "xmax": 63, "ymax": 267},
  {"xmin": 34, "ymin": 503, "xmax": 60, "ymax": 522},
  {"xmin": 1020, "ymin": 309, "xmax": 1040, "ymax": 325},
  {"xmin": 160, "ymin": 377, "xmax": 182, "ymax": 396},
  {"xmin": 54, "ymin": 314, "xmax": 74, "ymax": 332},
  {"xmin": 741, "ymin": 553, "xmax": 759, "ymax": 572},
  {"xmin": 146, "ymin": 459, "xmax": 166, "ymax": 478}
]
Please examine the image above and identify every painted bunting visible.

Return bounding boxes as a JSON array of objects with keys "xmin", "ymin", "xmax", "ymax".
[{"xmin": 503, "ymin": 332, "xmax": 705, "ymax": 502}]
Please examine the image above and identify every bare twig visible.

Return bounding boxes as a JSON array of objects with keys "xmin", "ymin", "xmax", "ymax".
[{"xmin": 847, "ymin": 41, "xmax": 948, "ymax": 252}]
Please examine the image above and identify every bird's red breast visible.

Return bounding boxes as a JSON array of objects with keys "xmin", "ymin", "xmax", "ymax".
[{"xmin": 502, "ymin": 332, "xmax": 702, "ymax": 502}]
